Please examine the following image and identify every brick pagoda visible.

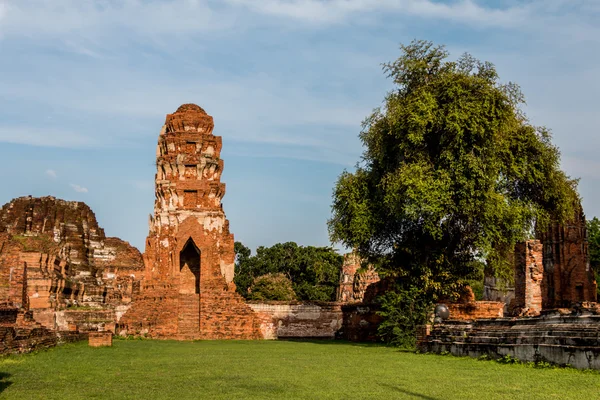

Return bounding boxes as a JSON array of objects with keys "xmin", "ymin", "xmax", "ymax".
[{"xmin": 120, "ymin": 104, "xmax": 261, "ymax": 339}]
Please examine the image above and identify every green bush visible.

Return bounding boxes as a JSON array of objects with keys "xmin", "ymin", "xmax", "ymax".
[
  {"xmin": 248, "ymin": 273, "xmax": 297, "ymax": 301},
  {"xmin": 377, "ymin": 285, "xmax": 432, "ymax": 348}
]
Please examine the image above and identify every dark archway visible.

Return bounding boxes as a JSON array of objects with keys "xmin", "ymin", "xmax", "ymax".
[{"xmin": 180, "ymin": 238, "xmax": 201, "ymax": 294}]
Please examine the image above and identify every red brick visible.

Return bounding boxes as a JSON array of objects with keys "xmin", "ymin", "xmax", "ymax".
[
  {"xmin": 119, "ymin": 104, "xmax": 262, "ymax": 340},
  {"xmin": 89, "ymin": 332, "xmax": 112, "ymax": 347}
]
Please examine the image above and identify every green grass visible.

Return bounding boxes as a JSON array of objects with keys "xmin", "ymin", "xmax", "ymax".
[{"xmin": 0, "ymin": 340, "xmax": 599, "ymax": 399}]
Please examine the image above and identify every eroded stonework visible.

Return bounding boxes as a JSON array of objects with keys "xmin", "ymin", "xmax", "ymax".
[
  {"xmin": 120, "ymin": 104, "xmax": 261, "ymax": 339},
  {"xmin": 337, "ymin": 252, "xmax": 380, "ymax": 303},
  {"xmin": 0, "ymin": 196, "xmax": 144, "ymax": 331},
  {"xmin": 539, "ymin": 207, "xmax": 597, "ymax": 307}
]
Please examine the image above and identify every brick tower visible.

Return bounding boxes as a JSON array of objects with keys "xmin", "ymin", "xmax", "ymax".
[{"xmin": 121, "ymin": 104, "xmax": 262, "ymax": 339}]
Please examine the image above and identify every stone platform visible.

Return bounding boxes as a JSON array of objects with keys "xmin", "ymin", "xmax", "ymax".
[{"xmin": 421, "ymin": 314, "xmax": 600, "ymax": 370}]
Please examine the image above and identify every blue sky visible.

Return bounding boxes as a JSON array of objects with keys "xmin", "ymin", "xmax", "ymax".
[{"xmin": 0, "ymin": 0, "xmax": 599, "ymax": 252}]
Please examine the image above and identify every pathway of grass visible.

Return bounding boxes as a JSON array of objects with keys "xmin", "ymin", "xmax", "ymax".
[{"xmin": 0, "ymin": 340, "xmax": 599, "ymax": 399}]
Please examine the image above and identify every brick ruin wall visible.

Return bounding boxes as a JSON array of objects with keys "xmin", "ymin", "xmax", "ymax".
[
  {"xmin": 0, "ymin": 325, "xmax": 86, "ymax": 356},
  {"xmin": 446, "ymin": 302, "xmax": 504, "ymax": 320},
  {"xmin": 512, "ymin": 240, "xmax": 544, "ymax": 315},
  {"xmin": 510, "ymin": 209, "xmax": 597, "ymax": 316},
  {"xmin": 337, "ymin": 252, "xmax": 380, "ymax": 303},
  {"xmin": 0, "ymin": 196, "xmax": 144, "ymax": 353},
  {"xmin": 338, "ymin": 303, "xmax": 383, "ymax": 342},
  {"xmin": 88, "ymin": 332, "xmax": 113, "ymax": 347},
  {"xmin": 539, "ymin": 207, "xmax": 597, "ymax": 308},
  {"xmin": 119, "ymin": 104, "xmax": 262, "ymax": 340},
  {"xmin": 420, "ymin": 209, "xmax": 600, "ymax": 369},
  {"xmin": 484, "ymin": 207, "xmax": 597, "ymax": 311},
  {"xmin": 248, "ymin": 302, "xmax": 342, "ymax": 339}
]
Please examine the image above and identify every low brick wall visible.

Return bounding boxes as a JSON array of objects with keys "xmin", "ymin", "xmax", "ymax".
[
  {"xmin": 337, "ymin": 301, "xmax": 504, "ymax": 342},
  {"xmin": 338, "ymin": 303, "xmax": 383, "ymax": 342},
  {"xmin": 421, "ymin": 315, "xmax": 600, "ymax": 370},
  {"xmin": 247, "ymin": 302, "xmax": 343, "ymax": 339},
  {"xmin": 89, "ymin": 332, "xmax": 113, "ymax": 347},
  {"xmin": 55, "ymin": 310, "xmax": 116, "ymax": 332},
  {"xmin": 446, "ymin": 301, "xmax": 504, "ymax": 321},
  {"xmin": 0, "ymin": 326, "xmax": 86, "ymax": 356}
]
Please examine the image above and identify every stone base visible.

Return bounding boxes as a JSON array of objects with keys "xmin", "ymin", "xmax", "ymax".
[
  {"xmin": 421, "ymin": 315, "xmax": 600, "ymax": 370},
  {"xmin": 89, "ymin": 332, "xmax": 113, "ymax": 347}
]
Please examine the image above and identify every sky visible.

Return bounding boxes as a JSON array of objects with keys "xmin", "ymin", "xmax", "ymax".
[{"xmin": 0, "ymin": 0, "xmax": 599, "ymax": 253}]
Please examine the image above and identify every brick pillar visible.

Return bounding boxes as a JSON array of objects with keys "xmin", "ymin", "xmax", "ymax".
[
  {"xmin": 416, "ymin": 324, "xmax": 431, "ymax": 351},
  {"xmin": 514, "ymin": 240, "xmax": 543, "ymax": 316}
]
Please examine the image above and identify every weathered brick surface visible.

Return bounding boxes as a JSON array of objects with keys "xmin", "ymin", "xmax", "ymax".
[
  {"xmin": 88, "ymin": 332, "xmax": 112, "ymax": 347},
  {"xmin": 120, "ymin": 104, "xmax": 262, "ymax": 340},
  {"xmin": 248, "ymin": 302, "xmax": 343, "ymax": 339},
  {"xmin": 0, "ymin": 325, "xmax": 86, "ymax": 355},
  {"xmin": 337, "ymin": 252, "xmax": 380, "ymax": 303},
  {"xmin": 0, "ymin": 306, "xmax": 17, "ymax": 324},
  {"xmin": 539, "ymin": 207, "xmax": 597, "ymax": 308},
  {"xmin": 446, "ymin": 301, "xmax": 504, "ymax": 320},
  {"xmin": 0, "ymin": 197, "xmax": 145, "ymax": 330},
  {"xmin": 513, "ymin": 240, "xmax": 544, "ymax": 316},
  {"xmin": 338, "ymin": 303, "xmax": 383, "ymax": 342}
]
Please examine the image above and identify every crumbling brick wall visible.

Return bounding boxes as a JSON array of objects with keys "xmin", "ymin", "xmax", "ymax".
[
  {"xmin": 248, "ymin": 302, "xmax": 343, "ymax": 339},
  {"xmin": 337, "ymin": 252, "xmax": 380, "ymax": 303},
  {"xmin": 538, "ymin": 207, "xmax": 597, "ymax": 308},
  {"xmin": 513, "ymin": 240, "xmax": 544, "ymax": 316},
  {"xmin": 88, "ymin": 332, "xmax": 112, "ymax": 347},
  {"xmin": 446, "ymin": 302, "xmax": 504, "ymax": 320}
]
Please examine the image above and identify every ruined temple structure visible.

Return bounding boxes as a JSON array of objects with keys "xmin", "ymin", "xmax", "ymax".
[
  {"xmin": 538, "ymin": 206, "xmax": 597, "ymax": 308},
  {"xmin": 337, "ymin": 252, "xmax": 380, "ymax": 303},
  {"xmin": 119, "ymin": 104, "xmax": 262, "ymax": 339},
  {"xmin": 484, "ymin": 206, "xmax": 597, "ymax": 316},
  {"xmin": 511, "ymin": 206, "xmax": 597, "ymax": 315},
  {"xmin": 0, "ymin": 196, "xmax": 144, "ymax": 332}
]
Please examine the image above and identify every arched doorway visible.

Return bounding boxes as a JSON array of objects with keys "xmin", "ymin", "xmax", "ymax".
[{"xmin": 180, "ymin": 238, "xmax": 200, "ymax": 294}]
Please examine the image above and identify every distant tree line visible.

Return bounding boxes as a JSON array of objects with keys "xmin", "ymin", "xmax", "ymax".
[{"xmin": 234, "ymin": 242, "xmax": 343, "ymax": 302}]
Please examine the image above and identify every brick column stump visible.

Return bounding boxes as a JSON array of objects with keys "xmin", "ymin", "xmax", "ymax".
[{"xmin": 89, "ymin": 332, "xmax": 113, "ymax": 347}]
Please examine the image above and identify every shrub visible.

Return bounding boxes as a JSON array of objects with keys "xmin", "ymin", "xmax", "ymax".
[{"xmin": 248, "ymin": 273, "xmax": 297, "ymax": 301}]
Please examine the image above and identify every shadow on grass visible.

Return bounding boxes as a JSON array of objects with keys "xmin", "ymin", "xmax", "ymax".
[
  {"xmin": 379, "ymin": 383, "xmax": 441, "ymax": 400},
  {"xmin": 0, "ymin": 372, "xmax": 12, "ymax": 393}
]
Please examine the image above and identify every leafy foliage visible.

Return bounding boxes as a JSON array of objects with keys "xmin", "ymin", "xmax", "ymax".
[
  {"xmin": 234, "ymin": 241, "xmax": 343, "ymax": 302},
  {"xmin": 328, "ymin": 40, "xmax": 578, "ymax": 305},
  {"xmin": 586, "ymin": 217, "xmax": 600, "ymax": 297},
  {"xmin": 248, "ymin": 273, "xmax": 297, "ymax": 301},
  {"xmin": 377, "ymin": 285, "xmax": 431, "ymax": 348}
]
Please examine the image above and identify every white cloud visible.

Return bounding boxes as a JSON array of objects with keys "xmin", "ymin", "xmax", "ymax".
[
  {"xmin": 70, "ymin": 183, "xmax": 88, "ymax": 193},
  {"xmin": 1, "ymin": 0, "xmax": 595, "ymax": 41},
  {"xmin": 224, "ymin": 0, "xmax": 528, "ymax": 27},
  {"xmin": 45, "ymin": 169, "xmax": 57, "ymax": 179},
  {"xmin": 0, "ymin": 0, "xmax": 233, "ymax": 38}
]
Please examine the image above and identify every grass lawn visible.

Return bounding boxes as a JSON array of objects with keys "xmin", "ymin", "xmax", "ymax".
[{"xmin": 0, "ymin": 340, "xmax": 599, "ymax": 399}]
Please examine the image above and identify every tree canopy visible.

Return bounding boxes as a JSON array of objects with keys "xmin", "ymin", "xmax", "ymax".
[
  {"xmin": 587, "ymin": 217, "xmax": 600, "ymax": 297},
  {"xmin": 328, "ymin": 40, "xmax": 578, "ymax": 302},
  {"xmin": 248, "ymin": 273, "xmax": 297, "ymax": 301},
  {"xmin": 234, "ymin": 242, "xmax": 343, "ymax": 302}
]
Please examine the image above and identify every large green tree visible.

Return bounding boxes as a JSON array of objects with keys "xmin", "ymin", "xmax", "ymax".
[
  {"xmin": 234, "ymin": 242, "xmax": 343, "ymax": 302},
  {"xmin": 587, "ymin": 217, "xmax": 600, "ymax": 297},
  {"xmin": 328, "ymin": 40, "xmax": 578, "ymax": 305}
]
